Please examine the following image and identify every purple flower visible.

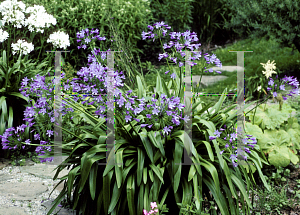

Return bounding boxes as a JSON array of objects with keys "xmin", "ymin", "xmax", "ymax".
[
  {"xmin": 214, "ymin": 130, "xmax": 222, "ymax": 137},
  {"xmin": 170, "ymin": 73, "xmax": 176, "ymax": 80},
  {"xmin": 268, "ymin": 79, "xmax": 274, "ymax": 86},
  {"xmin": 209, "ymin": 136, "xmax": 217, "ymax": 140},
  {"xmin": 46, "ymin": 130, "xmax": 53, "ymax": 137}
]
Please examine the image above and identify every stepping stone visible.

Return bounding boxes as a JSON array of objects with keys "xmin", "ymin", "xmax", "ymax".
[
  {"xmin": 19, "ymin": 163, "xmax": 71, "ymax": 180},
  {"xmin": 209, "ymin": 65, "xmax": 245, "ymax": 72},
  {"xmin": 0, "ymin": 206, "xmax": 27, "ymax": 215},
  {"xmin": 0, "ymin": 182, "xmax": 48, "ymax": 201},
  {"xmin": 184, "ymin": 75, "xmax": 228, "ymax": 88}
]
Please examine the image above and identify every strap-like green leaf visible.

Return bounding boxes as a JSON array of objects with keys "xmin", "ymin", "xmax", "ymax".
[
  {"xmin": 139, "ymin": 132, "xmax": 154, "ymax": 163},
  {"xmin": 231, "ymin": 174, "xmax": 252, "ymax": 209},
  {"xmin": 143, "ymin": 167, "xmax": 148, "ymax": 185},
  {"xmin": 126, "ymin": 174, "xmax": 136, "ymax": 215},
  {"xmin": 137, "ymin": 183, "xmax": 145, "ymax": 214},
  {"xmin": 137, "ymin": 147, "xmax": 145, "ymax": 186},
  {"xmin": 89, "ymin": 162, "xmax": 98, "ymax": 200},
  {"xmin": 201, "ymin": 140, "xmax": 214, "ymax": 162},
  {"xmin": 103, "ymin": 170, "xmax": 113, "ymax": 214},
  {"xmin": 148, "ymin": 131, "xmax": 165, "ymax": 157},
  {"xmin": 79, "ymin": 154, "xmax": 104, "ymax": 194},
  {"xmin": 115, "ymin": 149, "xmax": 124, "ymax": 188},
  {"xmin": 149, "ymin": 163, "xmax": 164, "ymax": 184},
  {"xmin": 136, "ymin": 75, "xmax": 145, "ymax": 99},
  {"xmin": 7, "ymin": 106, "xmax": 13, "ymax": 128},
  {"xmin": 66, "ymin": 166, "xmax": 80, "ymax": 200},
  {"xmin": 188, "ymin": 165, "xmax": 196, "ymax": 182},
  {"xmin": 203, "ymin": 175, "xmax": 229, "ymax": 215},
  {"xmin": 108, "ymin": 180, "xmax": 124, "ymax": 213}
]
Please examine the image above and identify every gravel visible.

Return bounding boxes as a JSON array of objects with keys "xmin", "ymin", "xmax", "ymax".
[{"xmin": 0, "ymin": 164, "xmax": 63, "ymax": 215}]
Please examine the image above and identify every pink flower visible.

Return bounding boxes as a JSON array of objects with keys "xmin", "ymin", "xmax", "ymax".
[{"xmin": 151, "ymin": 202, "xmax": 157, "ymax": 209}]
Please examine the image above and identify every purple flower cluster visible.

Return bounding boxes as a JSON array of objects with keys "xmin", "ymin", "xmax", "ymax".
[
  {"xmin": 0, "ymin": 27, "xmax": 193, "ymax": 163},
  {"xmin": 267, "ymin": 75, "xmax": 299, "ymax": 99},
  {"xmin": 209, "ymin": 126, "xmax": 257, "ymax": 167},
  {"xmin": 141, "ymin": 21, "xmax": 222, "ymax": 76}
]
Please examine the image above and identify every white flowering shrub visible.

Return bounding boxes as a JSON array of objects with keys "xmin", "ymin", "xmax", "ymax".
[
  {"xmin": 0, "ymin": 0, "xmax": 70, "ymax": 63},
  {"xmin": 47, "ymin": 31, "xmax": 70, "ymax": 49},
  {"xmin": 11, "ymin": 39, "xmax": 34, "ymax": 55}
]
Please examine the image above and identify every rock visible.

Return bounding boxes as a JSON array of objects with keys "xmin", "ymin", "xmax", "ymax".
[
  {"xmin": 19, "ymin": 163, "xmax": 71, "ymax": 180},
  {"xmin": 0, "ymin": 158, "xmax": 10, "ymax": 170},
  {"xmin": 0, "ymin": 206, "xmax": 27, "ymax": 215},
  {"xmin": 0, "ymin": 173, "xmax": 14, "ymax": 182},
  {"xmin": 0, "ymin": 182, "xmax": 48, "ymax": 201}
]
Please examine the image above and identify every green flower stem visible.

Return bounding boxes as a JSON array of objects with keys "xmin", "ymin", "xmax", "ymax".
[
  {"xmin": 157, "ymin": 31, "xmax": 180, "ymax": 93},
  {"xmin": 37, "ymin": 34, "xmax": 44, "ymax": 62}
]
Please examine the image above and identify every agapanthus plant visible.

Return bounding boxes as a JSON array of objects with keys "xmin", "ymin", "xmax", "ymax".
[
  {"xmin": 209, "ymin": 125, "xmax": 258, "ymax": 167},
  {"xmin": 141, "ymin": 21, "xmax": 222, "ymax": 95},
  {"xmin": 0, "ymin": 24, "xmax": 200, "ymax": 162}
]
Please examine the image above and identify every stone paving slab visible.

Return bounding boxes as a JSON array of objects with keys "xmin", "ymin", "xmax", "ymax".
[
  {"xmin": 0, "ymin": 182, "xmax": 48, "ymax": 201},
  {"xmin": 209, "ymin": 65, "xmax": 245, "ymax": 73},
  {"xmin": 19, "ymin": 164, "xmax": 72, "ymax": 180},
  {"xmin": 0, "ymin": 206, "xmax": 28, "ymax": 215}
]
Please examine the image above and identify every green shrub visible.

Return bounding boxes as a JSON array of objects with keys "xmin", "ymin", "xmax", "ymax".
[
  {"xmin": 220, "ymin": 0, "xmax": 300, "ymax": 53},
  {"xmin": 21, "ymin": 0, "xmax": 156, "ymax": 72},
  {"xmin": 190, "ymin": 0, "xmax": 229, "ymax": 50}
]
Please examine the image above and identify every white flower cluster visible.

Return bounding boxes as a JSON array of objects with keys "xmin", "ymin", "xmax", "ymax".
[
  {"xmin": 24, "ymin": 5, "xmax": 57, "ymax": 33},
  {"xmin": 0, "ymin": 0, "xmax": 70, "ymax": 51},
  {"xmin": 261, "ymin": 60, "xmax": 277, "ymax": 79},
  {"xmin": 0, "ymin": 0, "xmax": 26, "ymax": 28},
  {"xmin": 0, "ymin": 28, "xmax": 9, "ymax": 42},
  {"xmin": 11, "ymin": 39, "xmax": 34, "ymax": 55},
  {"xmin": 47, "ymin": 30, "xmax": 70, "ymax": 49}
]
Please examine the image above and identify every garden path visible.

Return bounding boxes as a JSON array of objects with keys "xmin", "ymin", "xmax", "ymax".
[
  {"xmin": 154, "ymin": 65, "xmax": 244, "ymax": 98},
  {"xmin": 0, "ymin": 157, "xmax": 76, "ymax": 215}
]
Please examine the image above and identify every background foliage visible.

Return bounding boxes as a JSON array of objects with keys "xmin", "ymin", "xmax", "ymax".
[
  {"xmin": 220, "ymin": 0, "xmax": 300, "ymax": 55},
  {"xmin": 21, "ymin": 0, "xmax": 156, "ymax": 73}
]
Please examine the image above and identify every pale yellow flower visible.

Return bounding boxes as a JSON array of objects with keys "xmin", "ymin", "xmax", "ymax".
[{"xmin": 260, "ymin": 60, "xmax": 277, "ymax": 79}]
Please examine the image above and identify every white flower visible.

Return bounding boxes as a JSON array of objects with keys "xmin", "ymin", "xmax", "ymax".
[
  {"xmin": 47, "ymin": 31, "xmax": 70, "ymax": 49},
  {"xmin": 257, "ymin": 85, "xmax": 262, "ymax": 92},
  {"xmin": 0, "ymin": 28, "xmax": 9, "ymax": 42},
  {"xmin": 0, "ymin": 0, "xmax": 26, "ymax": 13},
  {"xmin": 24, "ymin": 5, "xmax": 56, "ymax": 33},
  {"xmin": 0, "ymin": 0, "xmax": 27, "ymax": 28},
  {"xmin": 260, "ymin": 60, "xmax": 277, "ymax": 79},
  {"xmin": 11, "ymin": 39, "xmax": 34, "ymax": 55}
]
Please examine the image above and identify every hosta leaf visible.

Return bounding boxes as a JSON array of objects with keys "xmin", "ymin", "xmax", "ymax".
[
  {"xmin": 244, "ymin": 121, "xmax": 264, "ymax": 140},
  {"xmin": 257, "ymin": 129, "xmax": 291, "ymax": 154},
  {"xmin": 268, "ymin": 147, "xmax": 291, "ymax": 168},
  {"xmin": 289, "ymin": 148, "xmax": 299, "ymax": 164}
]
